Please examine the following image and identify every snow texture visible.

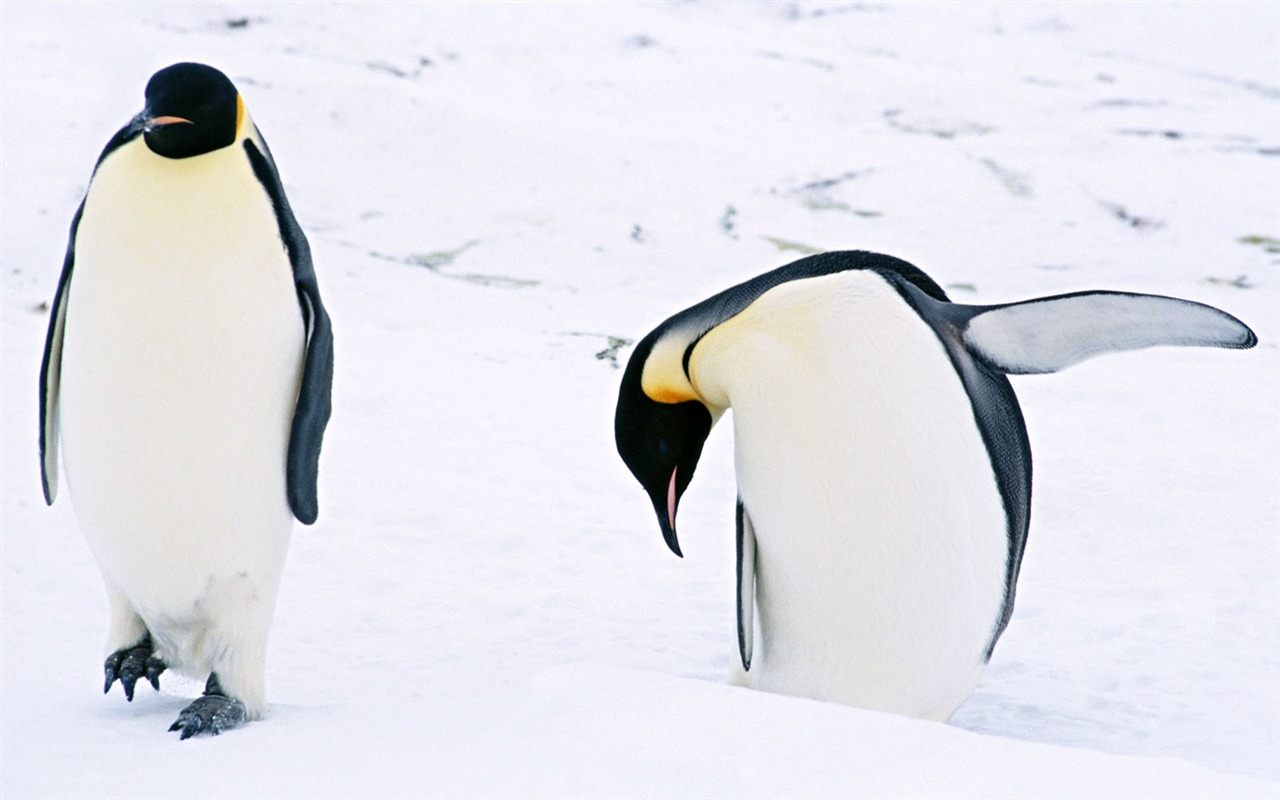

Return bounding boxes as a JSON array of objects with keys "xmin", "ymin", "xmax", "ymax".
[{"xmin": 2, "ymin": 2, "xmax": 1277, "ymax": 797}]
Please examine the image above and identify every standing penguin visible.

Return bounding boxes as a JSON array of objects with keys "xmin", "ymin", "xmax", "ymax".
[
  {"xmin": 39, "ymin": 62, "xmax": 333, "ymax": 738},
  {"xmin": 615, "ymin": 250, "xmax": 1254, "ymax": 721}
]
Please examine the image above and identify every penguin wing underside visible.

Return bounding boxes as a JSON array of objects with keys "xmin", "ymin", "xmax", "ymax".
[
  {"xmin": 39, "ymin": 202, "xmax": 85, "ymax": 505},
  {"xmin": 955, "ymin": 291, "xmax": 1257, "ymax": 375},
  {"xmin": 736, "ymin": 498, "xmax": 757, "ymax": 671}
]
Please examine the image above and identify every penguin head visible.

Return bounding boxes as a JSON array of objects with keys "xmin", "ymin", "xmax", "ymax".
[
  {"xmin": 140, "ymin": 63, "xmax": 241, "ymax": 159},
  {"xmin": 615, "ymin": 329, "xmax": 716, "ymax": 558}
]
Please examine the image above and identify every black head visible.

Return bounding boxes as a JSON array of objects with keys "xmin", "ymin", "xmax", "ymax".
[
  {"xmin": 615, "ymin": 332, "xmax": 714, "ymax": 558},
  {"xmin": 141, "ymin": 63, "xmax": 240, "ymax": 159}
]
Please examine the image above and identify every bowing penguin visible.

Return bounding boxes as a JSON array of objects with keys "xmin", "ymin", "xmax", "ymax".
[
  {"xmin": 39, "ymin": 62, "xmax": 333, "ymax": 738},
  {"xmin": 614, "ymin": 250, "xmax": 1254, "ymax": 720}
]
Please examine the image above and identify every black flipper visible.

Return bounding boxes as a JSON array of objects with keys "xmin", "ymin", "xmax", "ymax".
[
  {"xmin": 736, "ymin": 497, "xmax": 756, "ymax": 671},
  {"xmin": 38, "ymin": 203, "xmax": 83, "ymax": 505},
  {"xmin": 244, "ymin": 136, "xmax": 333, "ymax": 525}
]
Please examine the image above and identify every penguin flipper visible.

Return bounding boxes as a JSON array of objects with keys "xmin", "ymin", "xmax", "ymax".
[
  {"xmin": 39, "ymin": 202, "xmax": 85, "ymax": 505},
  {"xmin": 287, "ymin": 280, "xmax": 333, "ymax": 525},
  {"xmin": 244, "ymin": 136, "xmax": 334, "ymax": 525},
  {"xmin": 736, "ymin": 497, "xmax": 757, "ymax": 671},
  {"xmin": 956, "ymin": 291, "xmax": 1257, "ymax": 375}
]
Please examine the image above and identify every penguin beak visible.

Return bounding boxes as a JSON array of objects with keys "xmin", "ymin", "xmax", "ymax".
[
  {"xmin": 654, "ymin": 467, "xmax": 683, "ymax": 558},
  {"xmin": 144, "ymin": 115, "xmax": 193, "ymax": 130}
]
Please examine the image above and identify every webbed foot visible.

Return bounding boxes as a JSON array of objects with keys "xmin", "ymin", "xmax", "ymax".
[
  {"xmin": 168, "ymin": 674, "xmax": 247, "ymax": 740},
  {"xmin": 103, "ymin": 634, "xmax": 166, "ymax": 701}
]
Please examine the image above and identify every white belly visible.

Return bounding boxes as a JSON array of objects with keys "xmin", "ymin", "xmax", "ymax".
[
  {"xmin": 691, "ymin": 271, "xmax": 1009, "ymax": 719},
  {"xmin": 58, "ymin": 138, "xmax": 304, "ymax": 671}
]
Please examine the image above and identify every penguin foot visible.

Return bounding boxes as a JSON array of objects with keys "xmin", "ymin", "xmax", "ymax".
[
  {"xmin": 103, "ymin": 635, "xmax": 166, "ymax": 701},
  {"xmin": 168, "ymin": 674, "xmax": 247, "ymax": 740}
]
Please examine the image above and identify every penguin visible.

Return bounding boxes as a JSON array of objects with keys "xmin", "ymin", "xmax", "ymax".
[
  {"xmin": 614, "ymin": 250, "xmax": 1255, "ymax": 720},
  {"xmin": 38, "ymin": 62, "xmax": 333, "ymax": 738}
]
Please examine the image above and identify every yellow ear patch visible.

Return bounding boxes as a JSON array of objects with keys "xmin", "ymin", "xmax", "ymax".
[
  {"xmin": 641, "ymin": 333, "xmax": 702, "ymax": 405},
  {"xmin": 235, "ymin": 94, "xmax": 245, "ymax": 137},
  {"xmin": 648, "ymin": 385, "xmax": 700, "ymax": 405}
]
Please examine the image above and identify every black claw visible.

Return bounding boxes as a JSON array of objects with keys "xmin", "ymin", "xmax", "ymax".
[
  {"xmin": 120, "ymin": 650, "xmax": 144, "ymax": 701},
  {"xmin": 168, "ymin": 675, "xmax": 246, "ymax": 739},
  {"xmin": 103, "ymin": 651, "xmax": 125, "ymax": 695},
  {"xmin": 145, "ymin": 656, "xmax": 165, "ymax": 691},
  {"xmin": 103, "ymin": 634, "xmax": 166, "ymax": 701}
]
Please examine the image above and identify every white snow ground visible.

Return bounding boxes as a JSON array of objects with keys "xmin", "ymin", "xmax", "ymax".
[{"xmin": 2, "ymin": 2, "xmax": 1277, "ymax": 797}]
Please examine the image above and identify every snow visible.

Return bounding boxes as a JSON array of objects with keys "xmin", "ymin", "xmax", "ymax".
[{"xmin": 2, "ymin": 1, "xmax": 1277, "ymax": 797}]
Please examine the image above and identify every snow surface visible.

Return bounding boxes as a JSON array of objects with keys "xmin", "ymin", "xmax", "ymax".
[{"xmin": 2, "ymin": 2, "xmax": 1278, "ymax": 797}]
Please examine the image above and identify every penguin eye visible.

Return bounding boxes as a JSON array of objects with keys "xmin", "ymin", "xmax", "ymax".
[{"xmin": 657, "ymin": 439, "xmax": 671, "ymax": 458}]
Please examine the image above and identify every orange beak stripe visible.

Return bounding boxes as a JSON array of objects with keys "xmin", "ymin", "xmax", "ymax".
[{"xmin": 666, "ymin": 467, "xmax": 678, "ymax": 532}]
